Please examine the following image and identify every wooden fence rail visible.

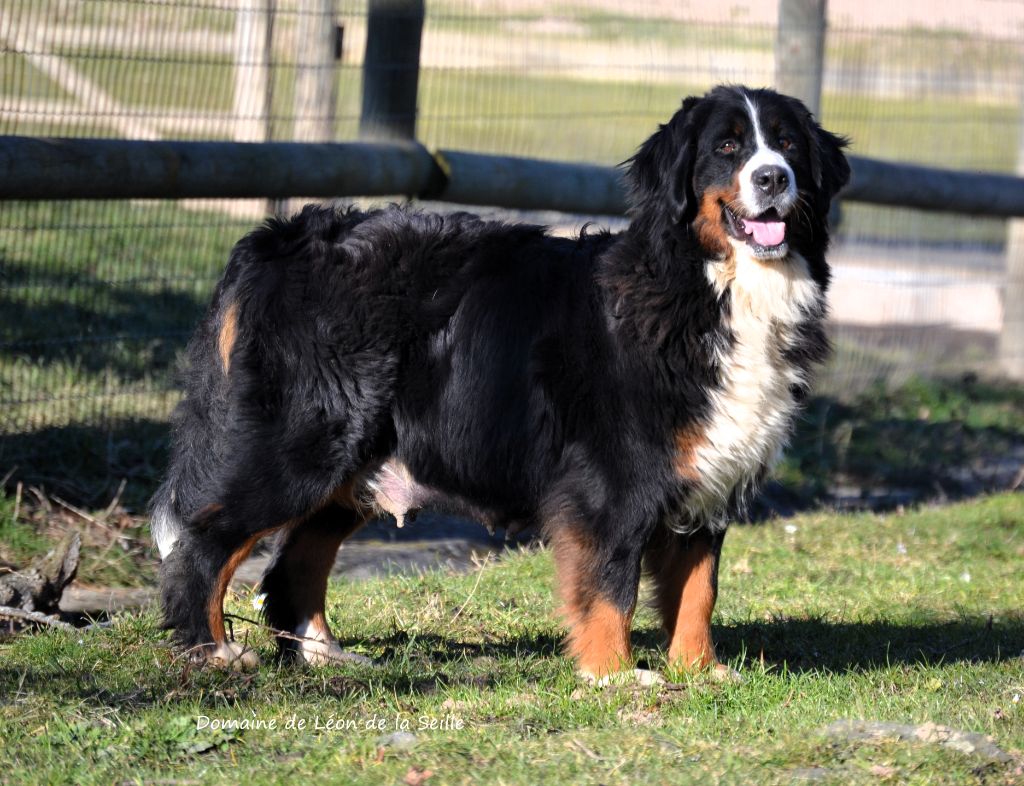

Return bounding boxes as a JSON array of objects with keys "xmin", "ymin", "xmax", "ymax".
[{"xmin": 2, "ymin": 135, "xmax": 1024, "ymax": 219}]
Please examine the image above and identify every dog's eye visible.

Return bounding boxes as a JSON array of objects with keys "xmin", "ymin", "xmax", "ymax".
[
  {"xmin": 718, "ymin": 140, "xmax": 738, "ymax": 154},
  {"xmin": 778, "ymin": 136, "xmax": 794, "ymax": 151}
]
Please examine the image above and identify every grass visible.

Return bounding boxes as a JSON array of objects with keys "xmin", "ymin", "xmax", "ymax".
[
  {"xmin": 0, "ymin": 53, "xmax": 73, "ymax": 102},
  {"xmin": 0, "ymin": 487, "xmax": 158, "ymax": 588},
  {"xmin": 1, "ymin": 494, "xmax": 1022, "ymax": 784},
  {"xmin": 4, "ymin": 0, "xmax": 239, "ymax": 34},
  {"xmin": 0, "ymin": 200, "xmax": 250, "ymax": 507},
  {"xmin": 426, "ymin": 4, "xmax": 777, "ymax": 51}
]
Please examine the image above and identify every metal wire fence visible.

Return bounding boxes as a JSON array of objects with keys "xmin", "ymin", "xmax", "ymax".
[{"xmin": 1, "ymin": 0, "xmax": 1022, "ymax": 503}]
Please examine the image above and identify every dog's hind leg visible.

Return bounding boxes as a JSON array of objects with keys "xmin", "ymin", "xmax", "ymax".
[
  {"xmin": 159, "ymin": 504, "xmax": 287, "ymax": 669},
  {"xmin": 258, "ymin": 487, "xmax": 372, "ymax": 666}
]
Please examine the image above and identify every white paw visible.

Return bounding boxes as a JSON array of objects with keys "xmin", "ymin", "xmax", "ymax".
[
  {"xmin": 710, "ymin": 663, "xmax": 744, "ymax": 683},
  {"xmin": 208, "ymin": 641, "xmax": 260, "ymax": 671},
  {"xmin": 298, "ymin": 637, "xmax": 374, "ymax": 667},
  {"xmin": 585, "ymin": 668, "xmax": 667, "ymax": 688}
]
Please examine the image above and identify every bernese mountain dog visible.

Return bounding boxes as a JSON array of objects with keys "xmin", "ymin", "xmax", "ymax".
[{"xmin": 152, "ymin": 85, "xmax": 849, "ymax": 682}]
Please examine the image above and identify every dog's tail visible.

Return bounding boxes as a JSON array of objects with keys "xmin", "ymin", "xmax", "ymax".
[
  {"xmin": 150, "ymin": 271, "xmax": 239, "ymax": 560},
  {"xmin": 149, "ymin": 331, "xmax": 230, "ymax": 558},
  {"xmin": 150, "ymin": 484, "xmax": 181, "ymax": 559},
  {"xmin": 149, "ymin": 354, "xmax": 226, "ymax": 559}
]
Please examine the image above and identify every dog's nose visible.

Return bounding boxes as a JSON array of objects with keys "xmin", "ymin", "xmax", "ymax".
[{"xmin": 752, "ymin": 165, "xmax": 789, "ymax": 197}]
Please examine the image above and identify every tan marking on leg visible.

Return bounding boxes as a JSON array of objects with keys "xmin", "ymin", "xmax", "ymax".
[
  {"xmin": 278, "ymin": 512, "xmax": 364, "ymax": 637},
  {"xmin": 656, "ymin": 536, "xmax": 719, "ymax": 671},
  {"xmin": 307, "ymin": 611, "xmax": 330, "ymax": 637},
  {"xmin": 204, "ymin": 481, "xmax": 370, "ymax": 666},
  {"xmin": 218, "ymin": 302, "xmax": 239, "ymax": 373},
  {"xmin": 673, "ymin": 426, "xmax": 709, "ymax": 483},
  {"xmin": 568, "ymin": 598, "xmax": 633, "ymax": 679},
  {"xmin": 208, "ymin": 525, "xmax": 283, "ymax": 643},
  {"xmin": 263, "ymin": 481, "xmax": 376, "ymax": 666},
  {"xmin": 550, "ymin": 526, "xmax": 633, "ymax": 679}
]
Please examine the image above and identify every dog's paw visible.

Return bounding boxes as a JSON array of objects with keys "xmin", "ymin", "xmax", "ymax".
[
  {"xmin": 710, "ymin": 663, "xmax": 744, "ymax": 683},
  {"xmin": 200, "ymin": 641, "xmax": 260, "ymax": 671},
  {"xmin": 298, "ymin": 638, "xmax": 374, "ymax": 667},
  {"xmin": 584, "ymin": 668, "xmax": 667, "ymax": 688}
]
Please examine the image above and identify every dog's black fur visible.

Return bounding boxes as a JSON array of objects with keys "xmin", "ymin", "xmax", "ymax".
[{"xmin": 154, "ymin": 85, "xmax": 849, "ymax": 677}]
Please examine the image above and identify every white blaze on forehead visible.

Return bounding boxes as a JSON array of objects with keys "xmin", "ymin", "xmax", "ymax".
[{"xmin": 738, "ymin": 93, "xmax": 797, "ymax": 215}]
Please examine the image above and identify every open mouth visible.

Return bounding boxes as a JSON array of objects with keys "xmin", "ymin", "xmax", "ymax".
[{"xmin": 722, "ymin": 206, "xmax": 789, "ymax": 260}]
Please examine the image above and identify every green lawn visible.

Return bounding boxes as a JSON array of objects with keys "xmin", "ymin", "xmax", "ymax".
[
  {"xmin": 1, "ymin": 494, "xmax": 1022, "ymax": 784},
  {"xmin": 0, "ymin": 201, "xmax": 250, "ymax": 506}
]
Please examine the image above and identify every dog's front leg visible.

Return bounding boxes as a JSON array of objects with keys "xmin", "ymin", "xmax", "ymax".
[
  {"xmin": 549, "ymin": 518, "xmax": 650, "ymax": 681},
  {"xmin": 646, "ymin": 526, "xmax": 727, "ymax": 675}
]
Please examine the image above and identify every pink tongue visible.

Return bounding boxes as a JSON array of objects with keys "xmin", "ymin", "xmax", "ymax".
[{"xmin": 741, "ymin": 219, "xmax": 786, "ymax": 247}]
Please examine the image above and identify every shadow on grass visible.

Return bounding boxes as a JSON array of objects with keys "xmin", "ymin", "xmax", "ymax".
[
  {"xmin": 707, "ymin": 616, "xmax": 1024, "ymax": 674},
  {"xmin": 338, "ymin": 615, "xmax": 1024, "ymax": 684},
  {"xmin": 758, "ymin": 375, "xmax": 1024, "ymax": 516},
  {"xmin": 2, "ymin": 615, "xmax": 1021, "ymax": 709},
  {"xmin": 0, "ymin": 609, "xmax": 1021, "ymax": 718},
  {"xmin": 0, "ymin": 418, "xmax": 171, "ymax": 509},
  {"xmin": 332, "ymin": 616, "xmax": 1024, "ymax": 694},
  {"xmin": 0, "ymin": 258, "xmax": 206, "ymax": 380},
  {"xmin": 378, "ymin": 616, "xmax": 1024, "ymax": 677}
]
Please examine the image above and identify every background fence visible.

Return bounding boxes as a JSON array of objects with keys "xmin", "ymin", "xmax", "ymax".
[{"xmin": 2, "ymin": 0, "xmax": 1023, "ymax": 506}]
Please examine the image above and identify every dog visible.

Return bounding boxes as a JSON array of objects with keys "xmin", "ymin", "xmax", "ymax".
[{"xmin": 152, "ymin": 85, "xmax": 849, "ymax": 681}]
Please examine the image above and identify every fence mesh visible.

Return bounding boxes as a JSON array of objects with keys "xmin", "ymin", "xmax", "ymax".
[{"xmin": 1, "ymin": 0, "xmax": 1022, "ymax": 504}]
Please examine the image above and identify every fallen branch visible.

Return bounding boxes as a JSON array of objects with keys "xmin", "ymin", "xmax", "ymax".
[
  {"xmin": 0, "ymin": 605, "xmax": 75, "ymax": 631},
  {"xmin": 59, "ymin": 585, "xmax": 157, "ymax": 614},
  {"xmin": 0, "ymin": 532, "xmax": 80, "ymax": 613}
]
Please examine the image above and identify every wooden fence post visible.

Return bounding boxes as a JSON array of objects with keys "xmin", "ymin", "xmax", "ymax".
[
  {"xmin": 999, "ymin": 101, "xmax": 1024, "ymax": 379},
  {"xmin": 775, "ymin": 0, "xmax": 827, "ymax": 118},
  {"xmin": 233, "ymin": 0, "xmax": 274, "ymax": 143},
  {"xmin": 293, "ymin": 0, "xmax": 338, "ymax": 142},
  {"xmin": 359, "ymin": 0, "xmax": 424, "ymax": 141}
]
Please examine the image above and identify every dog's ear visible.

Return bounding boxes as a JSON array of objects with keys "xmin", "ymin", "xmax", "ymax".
[
  {"xmin": 815, "ymin": 125, "xmax": 851, "ymax": 201},
  {"xmin": 625, "ymin": 95, "xmax": 705, "ymax": 223},
  {"xmin": 788, "ymin": 98, "xmax": 851, "ymax": 202}
]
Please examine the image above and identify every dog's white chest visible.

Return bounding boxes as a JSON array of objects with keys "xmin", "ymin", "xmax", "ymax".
[{"xmin": 682, "ymin": 248, "xmax": 822, "ymax": 520}]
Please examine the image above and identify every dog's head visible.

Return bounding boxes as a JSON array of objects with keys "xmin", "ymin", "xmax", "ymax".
[{"xmin": 627, "ymin": 85, "xmax": 850, "ymax": 260}]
